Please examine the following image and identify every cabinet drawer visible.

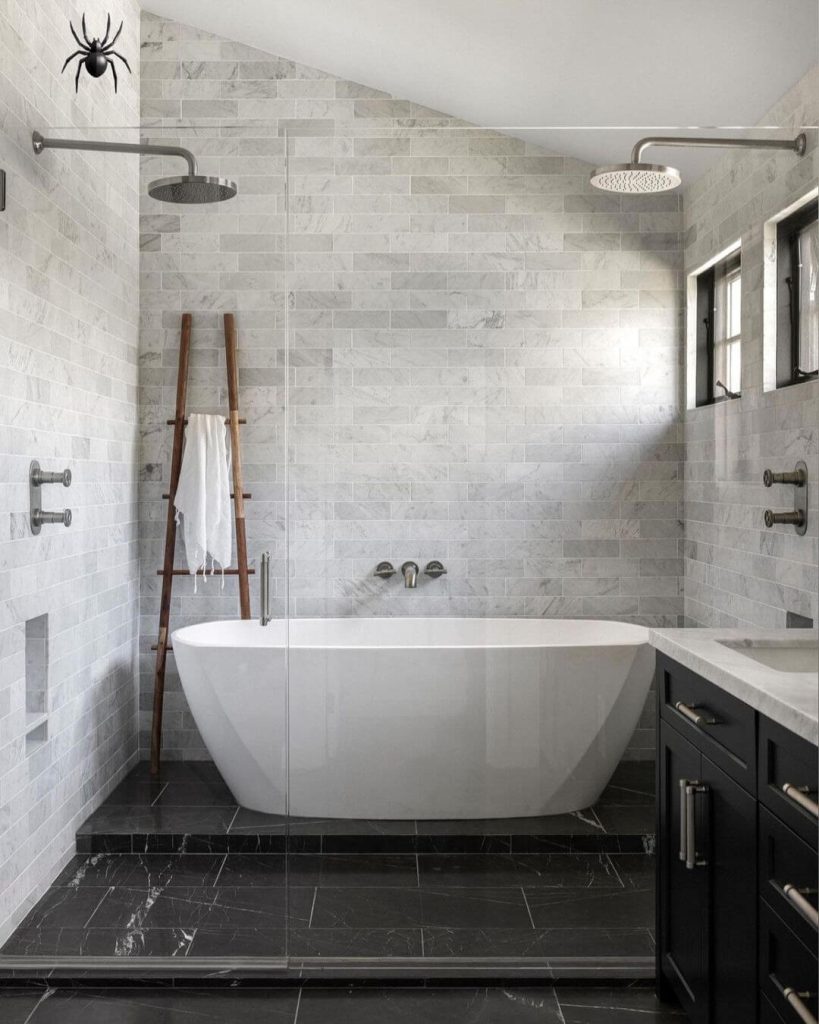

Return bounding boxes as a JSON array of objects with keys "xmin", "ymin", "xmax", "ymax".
[
  {"xmin": 759, "ymin": 901, "xmax": 818, "ymax": 1024},
  {"xmin": 658, "ymin": 653, "xmax": 756, "ymax": 792},
  {"xmin": 760, "ymin": 806, "xmax": 818, "ymax": 952},
  {"xmin": 759, "ymin": 717, "xmax": 819, "ymax": 850}
]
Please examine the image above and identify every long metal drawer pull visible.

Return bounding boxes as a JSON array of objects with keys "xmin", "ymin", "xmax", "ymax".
[
  {"xmin": 685, "ymin": 783, "xmax": 707, "ymax": 870},
  {"xmin": 679, "ymin": 778, "xmax": 688, "ymax": 862},
  {"xmin": 782, "ymin": 783, "xmax": 819, "ymax": 820},
  {"xmin": 782, "ymin": 884, "xmax": 819, "ymax": 930},
  {"xmin": 783, "ymin": 987, "xmax": 818, "ymax": 1024},
  {"xmin": 674, "ymin": 701, "xmax": 718, "ymax": 727}
]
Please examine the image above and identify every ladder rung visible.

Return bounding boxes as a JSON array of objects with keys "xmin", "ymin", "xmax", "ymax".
[
  {"xmin": 166, "ymin": 417, "xmax": 246, "ymax": 425},
  {"xmin": 152, "ymin": 644, "xmax": 174, "ymax": 652},
  {"xmin": 156, "ymin": 568, "xmax": 256, "ymax": 576},
  {"xmin": 162, "ymin": 492, "xmax": 251, "ymax": 500}
]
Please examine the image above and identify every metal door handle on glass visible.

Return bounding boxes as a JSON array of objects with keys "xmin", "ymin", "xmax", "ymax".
[{"xmin": 259, "ymin": 551, "xmax": 271, "ymax": 626}]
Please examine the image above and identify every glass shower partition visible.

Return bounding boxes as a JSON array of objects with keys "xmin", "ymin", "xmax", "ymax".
[
  {"xmin": 0, "ymin": 121, "xmax": 292, "ymax": 972},
  {"xmin": 283, "ymin": 121, "xmax": 674, "ymax": 974}
]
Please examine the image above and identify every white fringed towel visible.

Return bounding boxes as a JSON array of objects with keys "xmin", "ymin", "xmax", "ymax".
[{"xmin": 174, "ymin": 413, "xmax": 232, "ymax": 586}]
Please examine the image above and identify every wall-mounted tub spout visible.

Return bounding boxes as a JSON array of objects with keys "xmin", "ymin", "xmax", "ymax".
[{"xmin": 401, "ymin": 561, "xmax": 419, "ymax": 589}]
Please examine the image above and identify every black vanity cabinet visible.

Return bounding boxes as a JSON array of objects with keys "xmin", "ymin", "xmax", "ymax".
[{"xmin": 656, "ymin": 652, "xmax": 818, "ymax": 1024}]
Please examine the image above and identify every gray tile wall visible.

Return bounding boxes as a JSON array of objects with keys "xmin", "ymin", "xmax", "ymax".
[
  {"xmin": 683, "ymin": 69, "xmax": 819, "ymax": 628},
  {"xmin": 139, "ymin": 12, "xmax": 683, "ymax": 764},
  {"xmin": 0, "ymin": 0, "xmax": 140, "ymax": 942}
]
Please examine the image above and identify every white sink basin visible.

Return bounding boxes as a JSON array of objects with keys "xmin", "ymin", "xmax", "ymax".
[{"xmin": 719, "ymin": 641, "xmax": 818, "ymax": 675}]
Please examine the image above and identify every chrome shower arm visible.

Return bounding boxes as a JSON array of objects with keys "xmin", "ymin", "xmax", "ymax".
[
  {"xmin": 631, "ymin": 133, "xmax": 806, "ymax": 164},
  {"xmin": 32, "ymin": 131, "xmax": 198, "ymax": 176}
]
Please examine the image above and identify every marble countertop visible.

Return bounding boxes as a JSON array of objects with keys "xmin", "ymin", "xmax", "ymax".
[{"xmin": 649, "ymin": 628, "xmax": 818, "ymax": 745}]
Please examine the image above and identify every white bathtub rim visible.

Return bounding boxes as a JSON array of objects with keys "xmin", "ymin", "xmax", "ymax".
[{"xmin": 172, "ymin": 616, "xmax": 650, "ymax": 651}]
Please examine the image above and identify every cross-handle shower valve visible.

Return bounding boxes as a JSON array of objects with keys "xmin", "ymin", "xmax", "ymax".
[
  {"xmin": 763, "ymin": 461, "xmax": 808, "ymax": 536},
  {"xmin": 29, "ymin": 460, "xmax": 73, "ymax": 535}
]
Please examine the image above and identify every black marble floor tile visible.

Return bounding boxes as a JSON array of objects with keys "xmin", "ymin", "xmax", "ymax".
[
  {"xmin": 309, "ymin": 886, "xmax": 423, "ymax": 929},
  {"xmin": 187, "ymin": 928, "xmax": 286, "ymax": 957},
  {"xmin": 228, "ymin": 808, "xmax": 288, "ymax": 834},
  {"xmin": 297, "ymin": 985, "xmax": 564, "ymax": 1024},
  {"xmin": 78, "ymin": 806, "xmax": 237, "ymax": 836},
  {"xmin": 556, "ymin": 984, "xmax": 686, "ymax": 1022},
  {"xmin": 0, "ymin": 988, "xmax": 46, "ymax": 1023},
  {"xmin": 129, "ymin": 761, "xmax": 227, "ymax": 785},
  {"xmin": 525, "ymin": 886, "xmax": 655, "ymax": 929},
  {"xmin": 291, "ymin": 817, "xmax": 418, "ymax": 837},
  {"xmin": 1, "ymin": 927, "xmax": 193, "ymax": 958},
  {"xmin": 422, "ymin": 927, "xmax": 656, "ymax": 958},
  {"xmin": 103, "ymin": 776, "xmax": 166, "ymax": 806},
  {"xmin": 419, "ymin": 887, "xmax": 534, "ymax": 929},
  {"xmin": 294, "ymin": 854, "xmax": 419, "ymax": 888},
  {"xmin": 416, "ymin": 809, "xmax": 604, "ymax": 836},
  {"xmin": 288, "ymin": 927, "xmax": 424, "ymax": 958},
  {"xmin": 54, "ymin": 853, "xmax": 225, "ymax": 889},
  {"xmin": 413, "ymin": 835, "xmax": 512, "ymax": 855},
  {"xmin": 14, "ymin": 887, "xmax": 109, "ymax": 931},
  {"xmin": 309, "ymin": 886, "xmax": 533, "ymax": 930},
  {"xmin": 14, "ymin": 987, "xmax": 299, "ymax": 1023},
  {"xmin": 152, "ymin": 781, "xmax": 237, "ymax": 807},
  {"xmin": 215, "ymin": 854, "xmax": 287, "ymax": 886},
  {"xmin": 609, "ymin": 853, "xmax": 656, "ymax": 889},
  {"xmin": 595, "ymin": 762, "xmax": 656, "ymax": 807},
  {"xmin": 86, "ymin": 885, "xmax": 314, "ymax": 931},
  {"xmin": 418, "ymin": 853, "xmax": 623, "ymax": 889},
  {"xmin": 593, "ymin": 804, "xmax": 656, "ymax": 835},
  {"xmin": 510, "ymin": 834, "xmax": 651, "ymax": 855}
]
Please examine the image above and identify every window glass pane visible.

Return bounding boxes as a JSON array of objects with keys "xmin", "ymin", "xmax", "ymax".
[
  {"xmin": 712, "ymin": 257, "xmax": 741, "ymax": 396},
  {"xmin": 798, "ymin": 220, "xmax": 819, "ymax": 374}
]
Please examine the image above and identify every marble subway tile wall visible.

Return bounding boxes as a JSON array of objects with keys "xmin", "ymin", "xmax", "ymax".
[
  {"xmin": 139, "ymin": 12, "xmax": 683, "ymax": 761},
  {"xmin": 0, "ymin": 1, "xmax": 140, "ymax": 941},
  {"xmin": 683, "ymin": 67, "xmax": 819, "ymax": 628}
]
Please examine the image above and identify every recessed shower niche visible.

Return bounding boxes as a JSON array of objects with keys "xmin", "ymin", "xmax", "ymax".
[{"xmin": 24, "ymin": 614, "xmax": 48, "ymax": 754}]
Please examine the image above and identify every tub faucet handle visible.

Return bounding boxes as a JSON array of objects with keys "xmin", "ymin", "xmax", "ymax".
[
  {"xmin": 374, "ymin": 561, "xmax": 396, "ymax": 579},
  {"xmin": 424, "ymin": 560, "xmax": 447, "ymax": 579}
]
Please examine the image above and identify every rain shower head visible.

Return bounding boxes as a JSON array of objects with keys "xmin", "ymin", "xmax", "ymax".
[
  {"xmin": 147, "ymin": 175, "xmax": 237, "ymax": 204},
  {"xmin": 32, "ymin": 131, "xmax": 238, "ymax": 204},
  {"xmin": 590, "ymin": 133, "xmax": 807, "ymax": 194},
  {"xmin": 589, "ymin": 162, "xmax": 681, "ymax": 194}
]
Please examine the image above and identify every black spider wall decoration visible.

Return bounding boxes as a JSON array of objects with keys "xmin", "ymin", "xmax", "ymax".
[{"xmin": 61, "ymin": 13, "xmax": 131, "ymax": 93}]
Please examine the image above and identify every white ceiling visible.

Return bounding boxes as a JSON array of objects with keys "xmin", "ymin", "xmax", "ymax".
[{"xmin": 142, "ymin": 0, "xmax": 818, "ymax": 178}]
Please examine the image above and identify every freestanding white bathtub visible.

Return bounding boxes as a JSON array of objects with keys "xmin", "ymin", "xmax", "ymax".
[{"xmin": 172, "ymin": 618, "xmax": 654, "ymax": 819}]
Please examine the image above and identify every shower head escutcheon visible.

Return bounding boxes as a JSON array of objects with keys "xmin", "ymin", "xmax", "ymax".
[
  {"xmin": 31, "ymin": 131, "xmax": 238, "ymax": 203},
  {"xmin": 590, "ymin": 133, "xmax": 807, "ymax": 194}
]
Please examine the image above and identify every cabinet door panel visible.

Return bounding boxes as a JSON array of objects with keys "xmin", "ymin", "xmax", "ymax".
[
  {"xmin": 700, "ymin": 753, "xmax": 757, "ymax": 1024},
  {"xmin": 658, "ymin": 719, "xmax": 708, "ymax": 1023}
]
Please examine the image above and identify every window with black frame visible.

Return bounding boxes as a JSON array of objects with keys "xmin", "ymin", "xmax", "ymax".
[
  {"xmin": 695, "ymin": 250, "xmax": 742, "ymax": 407},
  {"xmin": 776, "ymin": 199, "xmax": 819, "ymax": 388}
]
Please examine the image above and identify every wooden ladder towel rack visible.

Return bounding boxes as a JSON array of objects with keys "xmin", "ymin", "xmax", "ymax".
[{"xmin": 150, "ymin": 312, "xmax": 253, "ymax": 775}]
